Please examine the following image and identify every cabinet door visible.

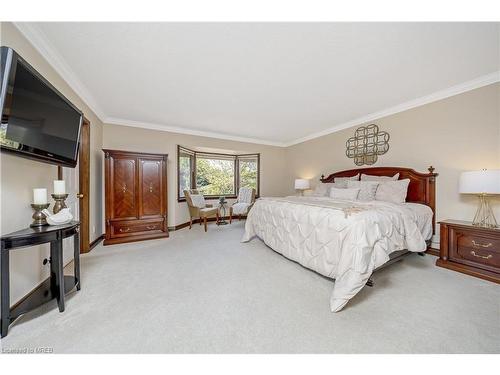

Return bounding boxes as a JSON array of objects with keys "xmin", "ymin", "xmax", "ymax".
[
  {"xmin": 111, "ymin": 156, "xmax": 137, "ymax": 220},
  {"xmin": 139, "ymin": 158, "xmax": 164, "ymax": 218}
]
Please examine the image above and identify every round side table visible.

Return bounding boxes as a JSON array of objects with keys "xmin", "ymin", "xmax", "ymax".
[{"xmin": 217, "ymin": 201, "xmax": 228, "ymax": 225}]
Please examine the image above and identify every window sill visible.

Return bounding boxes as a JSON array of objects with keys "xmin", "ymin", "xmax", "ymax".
[{"xmin": 178, "ymin": 195, "xmax": 237, "ymax": 203}]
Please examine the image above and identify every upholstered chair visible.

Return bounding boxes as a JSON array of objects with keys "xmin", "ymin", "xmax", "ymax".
[
  {"xmin": 184, "ymin": 189, "xmax": 219, "ymax": 232},
  {"xmin": 229, "ymin": 187, "xmax": 256, "ymax": 224}
]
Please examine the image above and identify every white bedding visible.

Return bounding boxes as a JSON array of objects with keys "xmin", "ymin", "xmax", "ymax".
[{"xmin": 241, "ymin": 196, "xmax": 433, "ymax": 312}]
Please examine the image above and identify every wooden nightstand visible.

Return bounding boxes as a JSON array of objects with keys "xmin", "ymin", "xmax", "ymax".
[{"xmin": 437, "ymin": 220, "xmax": 500, "ymax": 284}]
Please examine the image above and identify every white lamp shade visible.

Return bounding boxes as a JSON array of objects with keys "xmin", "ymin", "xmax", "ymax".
[
  {"xmin": 459, "ymin": 170, "xmax": 500, "ymax": 194},
  {"xmin": 294, "ymin": 178, "xmax": 310, "ymax": 190}
]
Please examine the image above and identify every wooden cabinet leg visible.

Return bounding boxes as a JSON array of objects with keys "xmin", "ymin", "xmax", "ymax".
[
  {"xmin": 74, "ymin": 231, "xmax": 81, "ymax": 291},
  {"xmin": 1, "ymin": 247, "xmax": 10, "ymax": 338},
  {"xmin": 204, "ymin": 217, "xmax": 207, "ymax": 232},
  {"xmin": 229, "ymin": 208, "xmax": 232, "ymax": 224}
]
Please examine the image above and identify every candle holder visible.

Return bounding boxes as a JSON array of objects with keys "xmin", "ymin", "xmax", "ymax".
[
  {"xmin": 30, "ymin": 203, "xmax": 50, "ymax": 227},
  {"xmin": 51, "ymin": 193, "xmax": 69, "ymax": 214}
]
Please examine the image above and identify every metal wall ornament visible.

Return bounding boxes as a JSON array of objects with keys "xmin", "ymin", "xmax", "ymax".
[{"xmin": 345, "ymin": 124, "xmax": 390, "ymax": 166}]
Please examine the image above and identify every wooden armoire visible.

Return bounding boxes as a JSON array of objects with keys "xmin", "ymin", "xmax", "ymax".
[{"xmin": 103, "ymin": 149, "xmax": 168, "ymax": 245}]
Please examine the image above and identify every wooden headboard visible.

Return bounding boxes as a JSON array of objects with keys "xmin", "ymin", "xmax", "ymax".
[{"xmin": 321, "ymin": 166, "xmax": 438, "ymax": 233}]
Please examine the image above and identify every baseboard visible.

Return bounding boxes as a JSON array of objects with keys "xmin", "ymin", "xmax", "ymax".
[
  {"xmin": 9, "ymin": 258, "xmax": 76, "ymax": 313},
  {"xmin": 89, "ymin": 234, "xmax": 104, "ymax": 250},
  {"xmin": 426, "ymin": 247, "xmax": 440, "ymax": 256},
  {"xmin": 169, "ymin": 215, "xmax": 247, "ymax": 231}
]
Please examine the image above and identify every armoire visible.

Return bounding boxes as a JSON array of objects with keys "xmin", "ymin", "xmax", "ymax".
[{"xmin": 103, "ymin": 149, "xmax": 169, "ymax": 245}]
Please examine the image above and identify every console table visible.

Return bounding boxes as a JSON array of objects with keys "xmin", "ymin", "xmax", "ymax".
[{"xmin": 1, "ymin": 221, "xmax": 80, "ymax": 338}]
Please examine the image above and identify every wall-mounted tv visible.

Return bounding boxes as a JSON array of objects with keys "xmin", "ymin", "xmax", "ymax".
[{"xmin": 1, "ymin": 46, "xmax": 83, "ymax": 168}]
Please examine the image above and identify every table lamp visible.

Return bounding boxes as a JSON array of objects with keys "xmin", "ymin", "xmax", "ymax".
[
  {"xmin": 294, "ymin": 179, "xmax": 310, "ymax": 196},
  {"xmin": 459, "ymin": 169, "xmax": 500, "ymax": 228}
]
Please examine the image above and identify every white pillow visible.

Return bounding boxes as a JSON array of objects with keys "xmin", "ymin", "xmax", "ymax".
[
  {"xmin": 375, "ymin": 179, "xmax": 410, "ymax": 204},
  {"xmin": 334, "ymin": 174, "xmax": 360, "ymax": 188},
  {"xmin": 347, "ymin": 180, "xmax": 379, "ymax": 201},
  {"xmin": 311, "ymin": 182, "xmax": 336, "ymax": 197},
  {"xmin": 190, "ymin": 194, "xmax": 206, "ymax": 208},
  {"xmin": 361, "ymin": 173, "xmax": 400, "ymax": 182},
  {"xmin": 330, "ymin": 187, "xmax": 360, "ymax": 200}
]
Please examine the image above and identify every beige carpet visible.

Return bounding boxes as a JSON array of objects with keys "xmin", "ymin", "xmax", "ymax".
[{"xmin": 1, "ymin": 221, "xmax": 499, "ymax": 353}]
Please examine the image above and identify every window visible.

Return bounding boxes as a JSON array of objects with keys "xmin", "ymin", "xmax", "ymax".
[
  {"xmin": 237, "ymin": 155, "xmax": 259, "ymax": 192},
  {"xmin": 177, "ymin": 145, "xmax": 260, "ymax": 201},
  {"xmin": 178, "ymin": 147, "xmax": 194, "ymax": 199}
]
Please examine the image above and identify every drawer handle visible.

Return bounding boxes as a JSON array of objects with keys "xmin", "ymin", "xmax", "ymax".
[
  {"xmin": 470, "ymin": 250, "xmax": 492, "ymax": 260},
  {"xmin": 149, "ymin": 183, "xmax": 153, "ymax": 193},
  {"xmin": 472, "ymin": 240, "xmax": 493, "ymax": 248},
  {"xmin": 119, "ymin": 227, "xmax": 130, "ymax": 233},
  {"xmin": 146, "ymin": 225, "xmax": 156, "ymax": 230}
]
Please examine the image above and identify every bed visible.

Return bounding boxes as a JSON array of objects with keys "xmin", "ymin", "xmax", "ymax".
[{"xmin": 242, "ymin": 166, "xmax": 438, "ymax": 312}]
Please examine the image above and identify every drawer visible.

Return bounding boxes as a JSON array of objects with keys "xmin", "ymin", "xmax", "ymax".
[
  {"xmin": 456, "ymin": 231, "xmax": 500, "ymax": 251},
  {"xmin": 110, "ymin": 219, "xmax": 165, "ymax": 238},
  {"xmin": 450, "ymin": 229, "xmax": 500, "ymax": 272}
]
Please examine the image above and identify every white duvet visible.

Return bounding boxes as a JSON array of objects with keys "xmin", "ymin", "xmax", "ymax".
[{"xmin": 241, "ymin": 196, "xmax": 432, "ymax": 312}]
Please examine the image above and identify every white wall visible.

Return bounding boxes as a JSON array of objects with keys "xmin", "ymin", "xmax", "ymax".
[
  {"xmin": 0, "ymin": 22, "xmax": 104, "ymax": 304},
  {"xmin": 102, "ymin": 124, "xmax": 289, "ymax": 228},
  {"xmin": 285, "ymin": 83, "xmax": 500, "ymax": 246}
]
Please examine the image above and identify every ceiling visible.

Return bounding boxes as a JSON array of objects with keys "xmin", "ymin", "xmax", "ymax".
[{"xmin": 14, "ymin": 22, "xmax": 500, "ymax": 146}]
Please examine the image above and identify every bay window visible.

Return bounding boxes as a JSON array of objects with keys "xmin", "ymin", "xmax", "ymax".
[{"xmin": 177, "ymin": 145, "xmax": 260, "ymax": 201}]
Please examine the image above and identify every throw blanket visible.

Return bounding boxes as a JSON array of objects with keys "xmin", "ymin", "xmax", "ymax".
[{"xmin": 241, "ymin": 196, "xmax": 429, "ymax": 312}]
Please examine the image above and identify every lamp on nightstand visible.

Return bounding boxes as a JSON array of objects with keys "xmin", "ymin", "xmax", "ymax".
[
  {"xmin": 294, "ymin": 179, "xmax": 310, "ymax": 196},
  {"xmin": 459, "ymin": 169, "xmax": 500, "ymax": 228}
]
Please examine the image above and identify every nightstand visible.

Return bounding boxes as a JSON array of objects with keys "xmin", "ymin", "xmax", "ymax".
[{"xmin": 437, "ymin": 220, "xmax": 500, "ymax": 283}]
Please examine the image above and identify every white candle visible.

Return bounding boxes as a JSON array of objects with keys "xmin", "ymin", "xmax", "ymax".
[
  {"xmin": 53, "ymin": 180, "xmax": 66, "ymax": 195},
  {"xmin": 33, "ymin": 188, "xmax": 47, "ymax": 205}
]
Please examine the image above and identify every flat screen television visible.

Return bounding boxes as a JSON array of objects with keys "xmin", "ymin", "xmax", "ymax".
[{"xmin": 0, "ymin": 46, "xmax": 83, "ymax": 167}]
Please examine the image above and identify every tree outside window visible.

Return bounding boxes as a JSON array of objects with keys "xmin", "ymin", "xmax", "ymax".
[{"xmin": 177, "ymin": 146, "xmax": 259, "ymax": 200}]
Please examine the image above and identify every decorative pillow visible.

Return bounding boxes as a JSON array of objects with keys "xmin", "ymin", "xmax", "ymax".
[
  {"xmin": 334, "ymin": 174, "xmax": 360, "ymax": 188},
  {"xmin": 375, "ymin": 179, "xmax": 410, "ymax": 204},
  {"xmin": 329, "ymin": 187, "xmax": 360, "ymax": 200},
  {"xmin": 190, "ymin": 194, "xmax": 206, "ymax": 208},
  {"xmin": 361, "ymin": 173, "xmax": 400, "ymax": 182},
  {"xmin": 347, "ymin": 180, "xmax": 379, "ymax": 201},
  {"xmin": 311, "ymin": 182, "xmax": 338, "ymax": 197}
]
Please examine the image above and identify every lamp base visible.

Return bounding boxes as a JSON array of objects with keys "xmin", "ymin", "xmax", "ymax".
[{"xmin": 472, "ymin": 194, "xmax": 498, "ymax": 229}]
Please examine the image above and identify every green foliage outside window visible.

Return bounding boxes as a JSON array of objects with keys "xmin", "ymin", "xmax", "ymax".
[
  {"xmin": 178, "ymin": 146, "xmax": 259, "ymax": 199},
  {"xmin": 239, "ymin": 159, "xmax": 258, "ymax": 191},
  {"xmin": 196, "ymin": 158, "xmax": 235, "ymax": 195}
]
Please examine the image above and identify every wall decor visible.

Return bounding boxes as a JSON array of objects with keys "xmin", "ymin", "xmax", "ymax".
[{"xmin": 345, "ymin": 124, "xmax": 390, "ymax": 166}]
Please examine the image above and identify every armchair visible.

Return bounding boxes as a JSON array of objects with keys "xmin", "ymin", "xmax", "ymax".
[
  {"xmin": 229, "ymin": 187, "xmax": 256, "ymax": 224},
  {"xmin": 184, "ymin": 189, "xmax": 219, "ymax": 232}
]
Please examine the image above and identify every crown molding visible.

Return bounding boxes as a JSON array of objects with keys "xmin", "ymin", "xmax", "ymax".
[
  {"xmin": 11, "ymin": 22, "xmax": 499, "ymax": 148},
  {"xmin": 283, "ymin": 71, "xmax": 500, "ymax": 147},
  {"xmin": 12, "ymin": 22, "xmax": 106, "ymax": 121},
  {"xmin": 104, "ymin": 117, "xmax": 286, "ymax": 147}
]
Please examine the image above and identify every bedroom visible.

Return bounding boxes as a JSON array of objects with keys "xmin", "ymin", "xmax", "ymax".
[{"xmin": 0, "ymin": 1, "xmax": 499, "ymax": 371}]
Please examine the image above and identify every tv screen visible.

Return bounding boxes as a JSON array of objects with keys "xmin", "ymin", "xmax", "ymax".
[{"xmin": 1, "ymin": 46, "xmax": 83, "ymax": 167}]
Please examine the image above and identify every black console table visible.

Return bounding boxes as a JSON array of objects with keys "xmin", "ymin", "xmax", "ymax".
[{"xmin": 1, "ymin": 221, "xmax": 80, "ymax": 338}]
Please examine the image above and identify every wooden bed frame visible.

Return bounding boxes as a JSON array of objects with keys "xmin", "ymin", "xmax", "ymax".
[{"xmin": 320, "ymin": 166, "xmax": 439, "ymax": 285}]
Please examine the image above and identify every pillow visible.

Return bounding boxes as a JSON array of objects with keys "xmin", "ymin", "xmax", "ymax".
[
  {"xmin": 375, "ymin": 179, "xmax": 410, "ymax": 204},
  {"xmin": 190, "ymin": 194, "xmax": 206, "ymax": 208},
  {"xmin": 334, "ymin": 174, "xmax": 360, "ymax": 188},
  {"xmin": 347, "ymin": 180, "xmax": 379, "ymax": 201},
  {"xmin": 311, "ymin": 182, "xmax": 338, "ymax": 197},
  {"xmin": 329, "ymin": 187, "xmax": 360, "ymax": 200},
  {"xmin": 361, "ymin": 173, "xmax": 400, "ymax": 182}
]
